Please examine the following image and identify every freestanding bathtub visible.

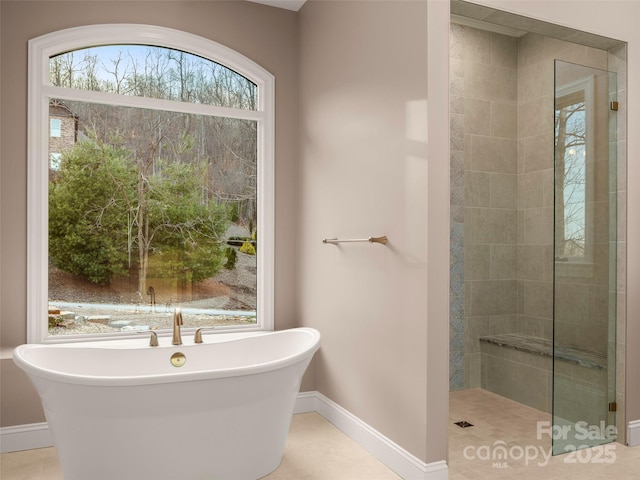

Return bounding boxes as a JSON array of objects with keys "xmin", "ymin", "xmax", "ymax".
[{"xmin": 13, "ymin": 327, "xmax": 320, "ymax": 480}]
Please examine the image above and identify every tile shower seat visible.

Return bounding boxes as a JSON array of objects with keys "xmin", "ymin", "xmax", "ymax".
[
  {"xmin": 480, "ymin": 333, "xmax": 606, "ymax": 370},
  {"xmin": 479, "ymin": 333, "xmax": 608, "ymax": 416}
]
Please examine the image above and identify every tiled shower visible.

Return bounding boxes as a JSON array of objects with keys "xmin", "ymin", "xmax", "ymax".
[{"xmin": 448, "ymin": 11, "xmax": 627, "ymax": 442}]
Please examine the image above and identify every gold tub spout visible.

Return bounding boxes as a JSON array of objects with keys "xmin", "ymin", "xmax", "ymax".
[{"xmin": 172, "ymin": 307, "xmax": 183, "ymax": 345}]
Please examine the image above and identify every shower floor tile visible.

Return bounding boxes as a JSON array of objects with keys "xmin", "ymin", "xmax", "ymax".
[{"xmin": 449, "ymin": 388, "xmax": 640, "ymax": 479}]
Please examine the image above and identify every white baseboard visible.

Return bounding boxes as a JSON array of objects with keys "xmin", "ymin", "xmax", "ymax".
[
  {"xmin": 0, "ymin": 422, "xmax": 53, "ymax": 453},
  {"xmin": 1, "ymin": 391, "xmax": 449, "ymax": 480},
  {"xmin": 295, "ymin": 391, "xmax": 449, "ymax": 480},
  {"xmin": 628, "ymin": 420, "xmax": 640, "ymax": 447},
  {"xmin": 293, "ymin": 390, "xmax": 319, "ymax": 414}
]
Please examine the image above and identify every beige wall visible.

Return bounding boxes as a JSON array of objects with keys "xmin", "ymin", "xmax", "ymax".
[
  {"xmin": 0, "ymin": 0, "xmax": 300, "ymax": 425},
  {"xmin": 298, "ymin": 0, "xmax": 444, "ymax": 463}
]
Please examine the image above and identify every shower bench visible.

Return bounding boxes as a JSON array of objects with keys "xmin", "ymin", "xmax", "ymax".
[{"xmin": 479, "ymin": 333, "xmax": 607, "ymax": 415}]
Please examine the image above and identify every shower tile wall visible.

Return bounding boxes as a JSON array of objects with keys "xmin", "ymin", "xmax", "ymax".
[
  {"xmin": 449, "ymin": 24, "xmax": 627, "ymax": 422},
  {"xmin": 449, "ymin": 23, "xmax": 465, "ymax": 390},
  {"xmin": 449, "ymin": 24, "xmax": 518, "ymax": 389},
  {"xmin": 519, "ymin": 35, "xmax": 611, "ymax": 349},
  {"xmin": 518, "ymin": 36, "xmax": 617, "ymax": 425},
  {"xmin": 516, "ymin": 34, "xmax": 556, "ymax": 343}
]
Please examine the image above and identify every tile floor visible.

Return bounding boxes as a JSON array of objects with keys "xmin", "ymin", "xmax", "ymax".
[
  {"xmin": 449, "ymin": 388, "xmax": 640, "ymax": 479},
  {"xmin": 0, "ymin": 412, "xmax": 401, "ymax": 480},
  {"xmin": 2, "ymin": 390, "xmax": 639, "ymax": 479}
]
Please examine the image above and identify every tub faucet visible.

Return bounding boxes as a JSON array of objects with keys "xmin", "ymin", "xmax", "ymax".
[
  {"xmin": 194, "ymin": 326, "xmax": 215, "ymax": 344},
  {"xmin": 172, "ymin": 307, "xmax": 183, "ymax": 345}
]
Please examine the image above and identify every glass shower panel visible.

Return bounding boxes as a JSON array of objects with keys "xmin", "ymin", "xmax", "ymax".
[{"xmin": 553, "ymin": 60, "xmax": 617, "ymax": 455}]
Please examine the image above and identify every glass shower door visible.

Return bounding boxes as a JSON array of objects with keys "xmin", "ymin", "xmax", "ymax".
[{"xmin": 553, "ymin": 60, "xmax": 617, "ymax": 455}]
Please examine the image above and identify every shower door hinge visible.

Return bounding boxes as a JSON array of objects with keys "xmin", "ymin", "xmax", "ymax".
[
  {"xmin": 610, "ymin": 101, "xmax": 619, "ymax": 111},
  {"xmin": 609, "ymin": 402, "xmax": 617, "ymax": 412}
]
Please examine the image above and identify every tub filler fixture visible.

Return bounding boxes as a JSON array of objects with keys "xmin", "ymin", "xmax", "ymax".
[{"xmin": 13, "ymin": 327, "xmax": 321, "ymax": 480}]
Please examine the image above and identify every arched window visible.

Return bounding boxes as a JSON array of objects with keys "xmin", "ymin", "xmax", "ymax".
[{"xmin": 28, "ymin": 25, "xmax": 274, "ymax": 343}]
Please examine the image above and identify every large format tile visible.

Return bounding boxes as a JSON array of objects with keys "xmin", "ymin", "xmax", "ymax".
[{"xmin": 0, "ymin": 413, "xmax": 401, "ymax": 480}]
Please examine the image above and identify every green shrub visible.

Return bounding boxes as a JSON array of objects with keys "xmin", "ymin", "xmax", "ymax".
[{"xmin": 240, "ymin": 241, "xmax": 256, "ymax": 255}]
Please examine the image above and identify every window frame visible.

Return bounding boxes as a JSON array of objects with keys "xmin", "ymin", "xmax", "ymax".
[{"xmin": 28, "ymin": 24, "xmax": 275, "ymax": 343}]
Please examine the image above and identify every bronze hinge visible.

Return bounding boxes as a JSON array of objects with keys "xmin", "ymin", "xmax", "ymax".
[
  {"xmin": 611, "ymin": 101, "xmax": 619, "ymax": 111},
  {"xmin": 609, "ymin": 402, "xmax": 617, "ymax": 412}
]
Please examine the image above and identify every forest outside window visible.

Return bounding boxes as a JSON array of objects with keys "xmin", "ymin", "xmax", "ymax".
[
  {"xmin": 554, "ymin": 75, "xmax": 594, "ymax": 268},
  {"xmin": 28, "ymin": 25, "xmax": 274, "ymax": 342}
]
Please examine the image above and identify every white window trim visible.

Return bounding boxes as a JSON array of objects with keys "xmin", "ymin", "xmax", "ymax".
[{"xmin": 28, "ymin": 24, "xmax": 275, "ymax": 343}]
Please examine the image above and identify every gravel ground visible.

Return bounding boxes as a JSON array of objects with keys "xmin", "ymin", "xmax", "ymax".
[
  {"xmin": 48, "ymin": 245, "xmax": 257, "ymax": 336},
  {"xmin": 48, "ymin": 313, "xmax": 257, "ymax": 336}
]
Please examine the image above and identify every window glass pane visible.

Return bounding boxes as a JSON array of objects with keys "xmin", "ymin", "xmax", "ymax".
[
  {"xmin": 555, "ymin": 98, "xmax": 587, "ymax": 258},
  {"xmin": 50, "ymin": 45, "xmax": 257, "ymax": 110},
  {"xmin": 50, "ymin": 118, "xmax": 62, "ymax": 137},
  {"xmin": 48, "ymin": 99, "xmax": 257, "ymax": 336}
]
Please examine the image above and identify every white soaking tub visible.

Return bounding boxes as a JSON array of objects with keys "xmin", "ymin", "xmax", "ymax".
[{"xmin": 13, "ymin": 327, "xmax": 320, "ymax": 480}]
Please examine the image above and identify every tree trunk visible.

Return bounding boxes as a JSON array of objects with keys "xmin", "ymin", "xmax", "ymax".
[
  {"xmin": 555, "ymin": 107, "xmax": 567, "ymax": 257},
  {"xmin": 137, "ymin": 170, "xmax": 149, "ymax": 294}
]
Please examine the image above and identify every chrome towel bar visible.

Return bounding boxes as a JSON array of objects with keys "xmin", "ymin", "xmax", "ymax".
[{"xmin": 322, "ymin": 235, "xmax": 388, "ymax": 245}]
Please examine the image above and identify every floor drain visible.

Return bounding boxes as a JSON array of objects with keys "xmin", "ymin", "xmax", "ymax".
[{"xmin": 454, "ymin": 421, "xmax": 474, "ymax": 428}]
